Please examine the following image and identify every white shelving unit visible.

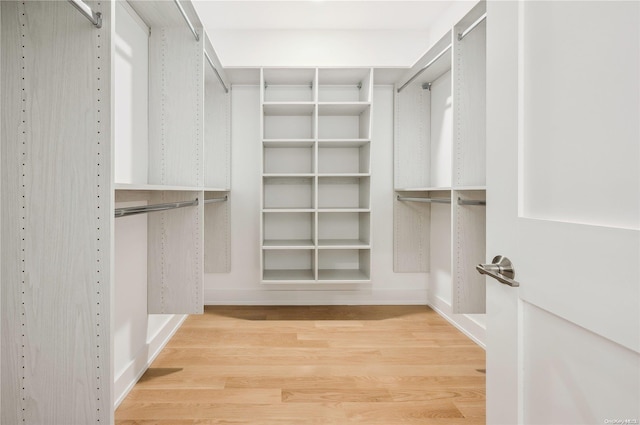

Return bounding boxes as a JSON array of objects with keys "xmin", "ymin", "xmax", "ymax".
[
  {"xmin": 260, "ymin": 68, "xmax": 374, "ymax": 283},
  {"xmin": 393, "ymin": 2, "xmax": 487, "ymax": 313}
]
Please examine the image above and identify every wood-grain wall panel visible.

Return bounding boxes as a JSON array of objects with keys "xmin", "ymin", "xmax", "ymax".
[
  {"xmin": 148, "ymin": 27, "xmax": 203, "ymax": 187},
  {"xmin": 1, "ymin": 1, "xmax": 112, "ymax": 423},
  {"xmin": 393, "ymin": 192, "xmax": 430, "ymax": 272},
  {"xmin": 147, "ymin": 191, "xmax": 203, "ymax": 313},
  {"xmin": 204, "ymin": 194, "xmax": 230, "ymax": 273}
]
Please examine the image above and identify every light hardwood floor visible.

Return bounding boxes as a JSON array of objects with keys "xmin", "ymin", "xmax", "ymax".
[{"xmin": 116, "ymin": 306, "xmax": 486, "ymax": 424}]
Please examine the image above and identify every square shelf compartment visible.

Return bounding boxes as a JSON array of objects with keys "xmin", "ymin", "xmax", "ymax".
[
  {"xmin": 263, "ymin": 68, "xmax": 316, "ymax": 102},
  {"xmin": 318, "ymin": 105, "xmax": 370, "ymax": 140},
  {"xmin": 264, "ymin": 141, "xmax": 315, "ymax": 174},
  {"xmin": 263, "ymin": 105, "xmax": 315, "ymax": 140},
  {"xmin": 318, "ymin": 249, "xmax": 370, "ymax": 281},
  {"xmin": 263, "ymin": 249, "xmax": 316, "ymax": 282},
  {"xmin": 318, "ymin": 140, "xmax": 370, "ymax": 174},
  {"xmin": 318, "ymin": 176, "xmax": 370, "ymax": 209},
  {"xmin": 318, "ymin": 212, "xmax": 370, "ymax": 247},
  {"xmin": 263, "ymin": 212, "xmax": 315, "ymax": 248},
  {"xmin": 318, "ymin": 68, "xmax": 372, "ymax": 102},
  {"xmin": 263, "ymin": 176, "xmax": 315, "ymax": 209}
]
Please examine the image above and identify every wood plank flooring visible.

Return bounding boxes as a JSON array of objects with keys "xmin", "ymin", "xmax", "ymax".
[{"xmin": 115, "ymin": 306, "xmax": 486, "ymax": 424}]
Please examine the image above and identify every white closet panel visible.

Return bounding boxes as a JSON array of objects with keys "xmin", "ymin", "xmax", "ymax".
[
  {"xmin": 147, "ymin": 191, "xmax": 204, "ymax": 314},
  {"xmin": 454, "ymin": 16, "xmax": 486, "ymax": 188},
  {"xmin": 393, "ymin": 192, "xmax": 431, "ymax": 272},
  {"xmin": 1, "ymin": 1, "xmax": 112, "ymax": 422},
  {"xmin": 148, "ymin": 27, "xmax": 204, "ymax": 187}
]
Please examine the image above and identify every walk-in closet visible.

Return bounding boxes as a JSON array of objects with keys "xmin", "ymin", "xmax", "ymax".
[{"xmin": 3, "ymin": 0, "xmax": 639, "ymax": 423}]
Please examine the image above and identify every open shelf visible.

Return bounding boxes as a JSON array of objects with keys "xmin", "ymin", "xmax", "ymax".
[
  {"xmin": 263, "ymin": 211, "xmax": 315, "ymax": 249},
  {"xmin": 263, "ymin": 176, "xmax": 315, "ymax": 209},
  {"xmin": 318, "ymin": 106, "xmax": 371, "ymax": 140},
  {"xmin": 318, "ymin": 102, "xmax": 370, "ymax": 115},
  {"xmin": 264, "ymin": 142, "xmax": 315, "ymax": 174},
  {"xmin": 263, "ymin": 102, "xmax": 315, "ymax": 116},
  {"xmin": 263, "ymin": 249, "xmax": 316, "ymax": 282},
  {"xmin": 263, "ymin": 103, "xmax": 315, "ymax": 140},
  {"xmin": 318, "ymin": 142, "xmax": 370, "ymax": 174},
  {"xmin": 318, "ymin": 249, "xmax": 371, "ymax": 282},
  {"xmin": 318, "ymin": 176, "xmax": 370, "ymax": 209},
  {"xmin": 318, "ymin": 68, "xmax": 372, "ymax": 102},
  {"xmin": 318, "ymin": 212, "xmax": 370, "ymax": 248},
  {"xmin": 263, "ymin": 68, "xmax": 316, "ymax": 102}
]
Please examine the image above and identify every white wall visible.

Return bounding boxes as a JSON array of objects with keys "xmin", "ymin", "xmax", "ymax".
[
  {"xmin": 205, "ymin": 84, "xmax": 429, "ymax": 304},
  {"xmin": 113, "ymin": 204, "xmax": 186, "ymax": 407},
  {"xmin": 209, "ymin": 29, "xmax": 431, "ymax": 67}
]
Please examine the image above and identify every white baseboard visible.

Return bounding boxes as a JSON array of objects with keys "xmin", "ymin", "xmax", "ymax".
[
  {"xmin": 204, "ymin": 288, "xmax": 429, "ymax": 306},
  {"xmin": 114, "ymin": 314, "xmax": 188, "ymax": 408},
  {"xmin": 428, "ymin": 295, "xmax": 486, "ymax": 348}
]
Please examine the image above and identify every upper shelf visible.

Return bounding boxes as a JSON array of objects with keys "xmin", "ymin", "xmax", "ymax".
[
  {"xmin": 115, "ymin": 183, "xmax": 230, "ymax": 192},
  {"xmin": 318, "ymin": 102, "xmax": 370, "ymax": 116},
  {"xmin": 263, "ymin": 103, "xmax": 315, "ymax": 116}
]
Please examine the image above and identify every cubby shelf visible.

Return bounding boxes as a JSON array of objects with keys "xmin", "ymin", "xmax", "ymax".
[
  {"xmin": 260, "ymin": 67, "xmax": 374, "ymax": 284},
  {"xmin": 394, "ymin": 186, "xmax": 453, "ymax": 192}
]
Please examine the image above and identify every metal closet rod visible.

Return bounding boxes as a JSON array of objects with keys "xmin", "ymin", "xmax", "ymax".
[
  {"xmin": 205, "ymin": 51, "xmax": 230, "ymax": 93},
  {"xmin": 67, "ymin": 0, "xmax": 102, "ymax": 28},
  {"xmin": 458, "ymin": 198, "xmax": 486, "ymax": 206},
  {"xmin": 397, "ymin": 44, "xmax": 452, "ymax": 93},
  {"xmin": 174, "ymin": 0, "xmax": 199, "ymax": 41},
  {"xmin": 115, "ymin": 198, "xmax": 199, "ymax": 218},
  {"xmin": 204, "ymin": 195, "xmax": 228, "ymax": 204},
  {"xmin": 458, "ymin": 13, "xmax": 487, "ymax": 41},
  {"xmin": 397, "ymin": 196, "xmax": 451, "ymax": 204}
]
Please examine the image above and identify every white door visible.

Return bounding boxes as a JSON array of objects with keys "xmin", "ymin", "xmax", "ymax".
[{"xmin": 486, "ymin": 1, "xmax": 639, "ymax": 424}]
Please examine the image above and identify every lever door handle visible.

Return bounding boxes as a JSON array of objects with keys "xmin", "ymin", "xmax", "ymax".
[{"xmin": 476, "ymin": 255, "xmax": 520, "ymax": 287}]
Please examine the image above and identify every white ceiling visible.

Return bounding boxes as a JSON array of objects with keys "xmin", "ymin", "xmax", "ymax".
[{"xmin": 192, "ymin": 1, "xmax": 455, "ymax": 31}]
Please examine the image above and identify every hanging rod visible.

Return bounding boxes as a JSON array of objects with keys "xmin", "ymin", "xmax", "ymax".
[
  {"xmin": 67, "ymin": 0, "xmax": 102, "ymax": 28},
  {"xmin": 205, "ymin": 51, "xmax": 230, "ymax": 93},
  {"xmin": 204, "ymin": 195, "xmax": 228, "ymax": 204},
  {"xmin": 458, "ymin": 13, "xmax": 487, "ymax": 41},
  {"xmin": 115, "ymin": 198, "xmax": 199, "ymax": 218},
  {"xmin": 397, "ymin": 44, "xmax": 452, "ymax": 93},
  {"xmin": 458, "ymin": 198, "xmax": 486, "ymax": 206},
  {"xmin": 397, "ymin": 195, "xmax": 451, "ymax": 204},
  {"xmin": 174, "ymin": 0, "xmax": 199, "ymax": 41}
]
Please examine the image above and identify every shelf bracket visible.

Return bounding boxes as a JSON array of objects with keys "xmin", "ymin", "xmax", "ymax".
[
  {"xmin": 357, "ymin": 81, "xmax": 363, "ymax": 90},
  {"xmin": 422, "ymin": 82, "xmax": 432, "ymax": 91}
]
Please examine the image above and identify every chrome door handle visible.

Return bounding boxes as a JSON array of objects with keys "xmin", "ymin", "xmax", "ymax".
[{"xmin": 476, "ymin": 255, "xmax": 520, "ymax": 287}]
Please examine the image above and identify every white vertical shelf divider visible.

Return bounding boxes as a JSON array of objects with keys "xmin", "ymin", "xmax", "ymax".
[{"xmin": 261, "ymin": 68, "xmax": 373, "ymax": 284}]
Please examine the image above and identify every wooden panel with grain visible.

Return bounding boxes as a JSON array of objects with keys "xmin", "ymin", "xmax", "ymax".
[
  {"xmin": 394, "ymin": 83, "xmax": 431, "ymax": 190},
  {"xmin": 394, "ymin": 191, "xmax": 430, "ymax": 272},
  {"xmin": 148, "ymin": 26, "xmax": 204, "ymax": 187},
  {"xmin": 204, "ymin": 193, "xmax": 230, "ymax": 273},
  {"xmin": 453, "ymin": 2, "xmax": 487, "ymax": 188},
  {"xmin": 452, "ymin": 190, "xmax": 486, "ymax": 313},
  {"xmin": 1, "ymin": 1, "xmax": 112, "ymax": 423},
  {"xmin": 147, "ymin": 191, "xmax": 203, "ymax": 313}
]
